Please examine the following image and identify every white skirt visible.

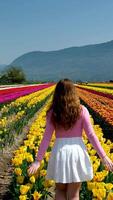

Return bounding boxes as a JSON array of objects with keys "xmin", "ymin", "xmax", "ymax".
[{"xmin": 45, "ymin": 137, "xmax": 93, "ymax": 183}]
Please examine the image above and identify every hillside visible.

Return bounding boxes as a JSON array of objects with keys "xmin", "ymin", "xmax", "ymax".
[{"xmin": 7, "ymin": 40, "xmax": 113, "ymax": 81}]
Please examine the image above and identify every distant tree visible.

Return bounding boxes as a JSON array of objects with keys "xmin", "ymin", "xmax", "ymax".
[
  {"xmin": 109, "ymin": 80, "xmax": 113, "ymax": 83},
  {"xmin": 0, "ymin": 65, "xmax": 26, "ymax": 84},
  {"xmin": 0, "ymin": 73, "xmax": 9, "ymax": 84}
]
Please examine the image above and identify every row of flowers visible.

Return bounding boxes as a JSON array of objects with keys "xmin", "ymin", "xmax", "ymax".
[
  {"xmin": 77, "ymin": 85, "xmax": 113, "ymax": 99},
  {"xmin": 0, "ymin": 83, "xmax": 54, "ymax": 103},
  {"xmin": 0, "ymin": 85, "xmax": 55, "ymax": 149},
  {"xmin": 84, "ymin": 83, "xmax": 113, "ymax": 88},
  {"xmin": 11, "ymin": 95, "xmax": 56, "ymax": 200},
  {"xmin": 0, "ymin": 85, "xmax": 55, "ymax": 117},
  {"xmin": 77, "ymin": 87, "xmax": 113, "ymax": 127},
  {"xmin": 82, "ymin": 119, "xmax": 113, "ymax": 199},
  {"xmin": 0, "ymin": 86, "xmax": 55, "ymax": 124},
  {"xmin": 11, "ymin": 94, "xmax": 113, "ymax": 199}
]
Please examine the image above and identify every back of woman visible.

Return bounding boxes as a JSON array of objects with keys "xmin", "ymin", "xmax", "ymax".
[
  {"xmin": 28, "ymin": 78, "xmax": 113, "ymax": 200},
  {"xmin": 48, "ymin": 105, "xmax": 83, "ymax": 138}
]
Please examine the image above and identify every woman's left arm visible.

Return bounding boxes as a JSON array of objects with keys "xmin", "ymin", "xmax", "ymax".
[{"xmin": 82, "ymin": 106, "xmax": 107, "ymax": 159}]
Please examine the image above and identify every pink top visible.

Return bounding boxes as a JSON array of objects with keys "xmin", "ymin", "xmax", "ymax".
[{"xmin": 36, "ymin": 105, "xmax": 106, "ymax": 161}]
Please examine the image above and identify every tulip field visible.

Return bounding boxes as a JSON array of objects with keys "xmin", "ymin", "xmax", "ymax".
[
  {"xmin": 0, "ymin": 83, "xmax": 113, "ymax": 200},
  {"xmin": 76, "ymin": 84, "xmax": 113, "ymax": 141}
]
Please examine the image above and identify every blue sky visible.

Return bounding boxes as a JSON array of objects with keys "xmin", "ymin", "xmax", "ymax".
[{"xmin": 0, "ymin": 0, "xmax": 113, "ymax": 64}]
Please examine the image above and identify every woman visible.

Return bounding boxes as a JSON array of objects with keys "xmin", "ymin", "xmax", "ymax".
[{"xmin": 28, "ymin": 78, "xmax": 113, "ymax": 200}]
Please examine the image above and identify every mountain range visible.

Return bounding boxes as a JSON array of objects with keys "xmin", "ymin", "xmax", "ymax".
[{"xmin": 2, "ymin": 40, "xmax": 113, "ymax": 82}]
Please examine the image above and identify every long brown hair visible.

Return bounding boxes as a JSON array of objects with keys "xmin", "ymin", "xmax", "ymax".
[{"xmin": 48, "ymin": 78, "xmax": 82, "ymax": 130}]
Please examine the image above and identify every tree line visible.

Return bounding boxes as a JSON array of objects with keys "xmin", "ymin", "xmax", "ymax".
[
  {"xmin": 0, "ymin": 66, "xmax": 53, "ymax": 84},
  {"xmin": 0, "ymin": 66, "xmax": 26, "ymax": 84}
]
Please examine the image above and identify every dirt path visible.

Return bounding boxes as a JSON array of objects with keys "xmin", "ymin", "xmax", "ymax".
[{"xmin": 0, "ymin": 114, "xmax": 34, "ymax": 199}]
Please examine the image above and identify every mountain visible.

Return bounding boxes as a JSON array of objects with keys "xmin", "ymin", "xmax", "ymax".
[{"xmin": 10, "ymin": 40, "xmax": 113, "ymax": 82}]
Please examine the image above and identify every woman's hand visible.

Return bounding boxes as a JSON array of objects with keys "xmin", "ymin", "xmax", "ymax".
[
  {"xmin": 27, "ymin": 160, "xmax": 41, "ymax": 175},
  {"xmin": 101, "ymin": 155, "xmax": 113, "ymax": 172}
]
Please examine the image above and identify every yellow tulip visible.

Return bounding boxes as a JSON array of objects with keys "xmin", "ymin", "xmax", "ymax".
[
  {"xmin": 14, "ymin": 168, "xmax": 22, "ymax": 176},
  {"xmin": 45, "ymin": 152, "xmax": 51, "ymax": 162},
  {"xmin": 30, "ymin": 176, "xmax": 36, "ymax": 183},
  {"xmin": 20, "ymin": 185, "xmax": 30, "ymax": 195},
  {"xmin": 87, "ymin": 182, "xmax": 96, "ymax": 191},
  {"xmin": 32, "ymin": 191, "xmax": 42, "ymax": 200},
  {"xmin": 43, "ymin": 180, "xmax": 55, "ymax": 188},
  {"xmin": 92, "ymin": 188, "xmax": 106, "ymax": 199},
  {"xmin": 17, "ymin": 176, "xmax": 24, "ymax": 184},
  {"xmin": 107, "ymin": 192, "xmax": 113, "ymax": 200},
  {"xmin": 26, "ymin": 154, "xmax": 34, "ymax": 162},
  {"xmin": 105, "ymin": 183, "xmax": 113, "ymax": 190},
  {"xmin": 39, "ymin": 169, "xmax": 47, "ymax": 177},
  {"xmin": 19, "ymin": 195, "xmax": 28, "ymax": 200},
  {"xmin": 12, "ymin": 157, "xmax": 23, "ymax": 166}
]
